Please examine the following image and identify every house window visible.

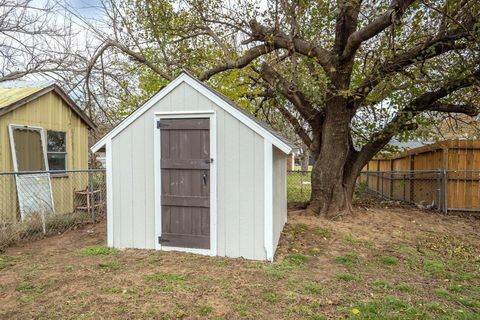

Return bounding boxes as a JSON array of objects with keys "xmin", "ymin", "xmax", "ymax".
[{"xmin": 47, "ymin": 131, "xmax": 67, "ymax": 171}]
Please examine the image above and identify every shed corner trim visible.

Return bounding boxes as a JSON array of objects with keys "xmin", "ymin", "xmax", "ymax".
[{"xmin": 264, "ymin": 140, "xmax": 274, "ymax": 261}]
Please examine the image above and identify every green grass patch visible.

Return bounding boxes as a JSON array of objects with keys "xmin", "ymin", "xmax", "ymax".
[
  {"xmin": 104, "ymin": 287, "xmax": 122, "ymax": 294},
  {"xmin": 349, "ymin": 296, "xmax": 426, "ymax": 319},
  {"xmin": 434, "ymin": 288, "xmax": 450, "ymax": 298},
  {"xmin": 0, "ymin": 255, "xmax": 15, "ymax": 270},
  {"xmin": 144, "ymin": 272, "xmax": 186, "ymax": 292},
  {"xmin": 292, "ymin": 223, "xmax": 308, "ymax": 232},
  {"xmin": 335, "ymin": 272, "xmax": 356, "ymax": 282},
  {"xmin": 78, "ymin": 245, "xmax": 119, "ymax": 257},
  {"xmin": 447, "ymin": 284, "xmax": 465, "ymax": 293},
  {"xmin": 371, "ymin": 279, "xmax": 391, "ymax": 291},
  {"xmin": 396, "ymin": 283, "xmax": 415, "ymax": 293},
  {"xmin": 335, "ymin": 253, "xmax": 360, "ymax": 267},
  {"xmin": 264, "ymin": 259, "xmax": 302, "ymax": 279},
  {"xmin": 313, "ymin": 227, "xmax": 332, "ymax": 239},
  {"xmin": 303, "ymin": 281, "xmax": 322, "ymax": 294},
  {"xmin": 211, "ymin": 259, "xmax": 230, "ymax": 267},
  {"xmin": 234, "ymin": 302, "xmax": 249, "ymax": 317},
  {"xmin": 98, "ymin": 261, "xmax": 121, "ymax": 272},
  {"xmin": 16, "ymin": 281, "xmax": 43, "ymax": 304},
  {"xmin": 423, "ymin": 259, "xmax": 446, "ymax": 277},
  {"xmin": 263, "ymin": 290, "xmax": 280, "ymax": 303},
  {"xmin": 197, "ymin": 303, "xmax": 213, "ymax": 316},
  {"xmin": 397, "ymin": 246, "xmax": 418, "ymax": 255},
  {"xmin": 378, "ymin": 255, "xmax": 399, "ymax": 266},
  {"xmin": 263, "ymin": 254, "xmax": 308, "ymax": 279},
  {"xmin": 16, "ymin": 282, "xmax": 42, "ymax": 294},
  {"xmin": 146, "ymin": 257, "xmax": 161, "ymax": 264},
  {"xmin": 343, "ymin": 235, "xmax": 373, "ymax": 247},
  {"xmin": 286, "ymin": 253, "xmax": 309, "ymax": 266}
]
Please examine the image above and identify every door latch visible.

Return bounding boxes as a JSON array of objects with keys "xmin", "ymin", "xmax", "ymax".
[
  {"xmin": 158, "ymin": 236, "xmax": 170, "ymax": 244},
  {"xmin": 202, "ymin": 172, "xmax": 207, "ymax": 185}
]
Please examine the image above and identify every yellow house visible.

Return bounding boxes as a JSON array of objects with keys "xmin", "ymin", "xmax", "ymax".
[{"xmin": 0, "ymin": 81, "xmax": 95, "ymax": 223}]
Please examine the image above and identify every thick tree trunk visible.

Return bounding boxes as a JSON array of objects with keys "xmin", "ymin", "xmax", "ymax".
[{"xmin": 306, "ymin": 96, "xmax": 359, "ymax": 218}]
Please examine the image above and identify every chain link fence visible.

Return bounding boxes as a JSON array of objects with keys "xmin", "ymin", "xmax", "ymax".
[
  {"xmin": 358, "ymin": 170, "xmax": 480, "ymax": 214},
  {"xmin": 0, "ymin": 169, "xmax": 106, "ymax": 251},
  {"xmin": 287, "ymin": 170, "xmax": 312, "ymax": 203}
]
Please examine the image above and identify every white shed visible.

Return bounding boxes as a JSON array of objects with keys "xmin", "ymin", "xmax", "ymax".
[{"xmin": 91, "ymin": 72, "xmax": 295, "ymax": 261}]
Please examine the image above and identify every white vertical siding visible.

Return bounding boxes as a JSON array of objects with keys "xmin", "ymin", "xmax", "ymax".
[
  {"xmin": 272, "ymin": 146, "xmax": 288, "ymax": 252},
  {"xmin": 111, "ymin": 82, "xmax": 267, "ymax": 259}
]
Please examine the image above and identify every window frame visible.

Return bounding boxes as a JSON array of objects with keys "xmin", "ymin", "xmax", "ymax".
[{"xmin": 46, "ymin": 130, "xmax": 68, "ymax": 174}]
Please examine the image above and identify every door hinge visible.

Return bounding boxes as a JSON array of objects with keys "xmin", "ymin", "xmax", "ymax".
[
  {"xmin": 158, "ymin": 236, "xmax": 170, "ymax": 244},
  {"xmin": 157, "ymin": 121, "xmax": 169, "ymax": 129}
]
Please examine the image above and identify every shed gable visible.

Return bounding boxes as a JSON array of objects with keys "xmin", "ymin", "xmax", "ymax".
[{"xmin": 92, "ymin": 72, "xmax": 294, "ymax": 154}]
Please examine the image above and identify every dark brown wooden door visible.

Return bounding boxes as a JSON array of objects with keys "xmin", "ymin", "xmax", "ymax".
[{"xmin": 160, "ymin": 118, "xmax": 210, "ymax": 249}]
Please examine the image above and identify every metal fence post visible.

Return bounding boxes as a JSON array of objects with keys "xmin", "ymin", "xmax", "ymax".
[
  {"xmin": 380, "ymin": 171, "xmax": 384, "ymax": 197},
  {"xmin": 89, "ymin": 170, "xmax": 95, "ymax": 223},
  {"xmin": 436, "ymin": 170, "xmax": 441, "ymax": 212},
  {"xmin": 443, "ymin": 170, "xmax": 448, "ymax": 214}
]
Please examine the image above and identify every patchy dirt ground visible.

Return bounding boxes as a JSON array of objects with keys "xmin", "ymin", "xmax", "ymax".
[{"xmin": 1, "ymin": 205, "xmax": 479, "ymax": 319}]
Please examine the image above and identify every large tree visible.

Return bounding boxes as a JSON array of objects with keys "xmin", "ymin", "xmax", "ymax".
[{"xmin": 85, "ymin": 0, "xmax": 480, "ymax": 217}]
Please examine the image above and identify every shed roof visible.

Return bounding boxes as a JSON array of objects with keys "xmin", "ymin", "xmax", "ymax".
[
  {"xmin": 186, "ymin": 73, "xmax": 297, "ymax": 151},
  {"xmin": 91, "ymin": 72, "xmax": 296, "ymax": 154},
  {"xmin": 0, "ymin": 80, "xmax": 96, "ymax": 129}
]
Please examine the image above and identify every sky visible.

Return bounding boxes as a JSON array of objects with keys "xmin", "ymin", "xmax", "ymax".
[{"xmin": 65, "ymin": 0, "xmax": 103, "ymax": 18}]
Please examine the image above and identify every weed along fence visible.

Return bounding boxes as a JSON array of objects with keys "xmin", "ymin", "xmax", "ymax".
[
  {"xmin": 359, "ymin": 140, "xmax": 480, "ymax": 214},
  {"xmin": 0, "ymin": 169, "xmax": 106, "ymax": 250}
]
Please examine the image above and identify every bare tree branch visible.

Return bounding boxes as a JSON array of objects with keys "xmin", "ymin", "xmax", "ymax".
[
  {"xmin": 258, "ymin": 62, "xmax": 321, "ymax": 125},
  {"xmin": 340, "ymin": 0, "xmax": 416, "ymax": 61}
]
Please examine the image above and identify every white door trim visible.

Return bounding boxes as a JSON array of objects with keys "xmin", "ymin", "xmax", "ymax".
[{"xmin": 153, "ymin": 111, "xmax": 217, "ymax": 256}]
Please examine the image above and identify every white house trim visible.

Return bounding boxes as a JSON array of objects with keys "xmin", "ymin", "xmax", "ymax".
[
  {"xmin": 263, "ymin": 140, "xmax": 274, "ymax": 261},
  {"xmin": 153, "ymin": 111, "xmax": 217, "ymax": 256},
  {"xmin": 91, "ymin": 72, "xmax": 292, "ymax": 155}
]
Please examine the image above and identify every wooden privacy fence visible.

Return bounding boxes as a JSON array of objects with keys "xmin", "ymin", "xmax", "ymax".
[{"xmin": 359, "ymin": 140, "xmax": 480, "ymax": 214}]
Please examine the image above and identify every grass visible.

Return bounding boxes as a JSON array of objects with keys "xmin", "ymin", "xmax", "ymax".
[
  {"xmin": 371, "ymin": 279, "xmax": 391, "ymax": 291},
  {"xmin": 78, "ymin": 245, "xmax": 119, "ymax": 256},
  {"xmin": 335, "ymin": 253, "xmax": 360, "ymax": 267},
  {"xmin": 263, "ymin": 290, "xmax": 280, "ymax": 303},
  {"xmin": 144, "ymin": 272, "xmax": 187, "ymax": 292},
  {"xmin": 335, "ymin": 272, "xmax": 356, "ymax": 282},
  {"xmin": 348, "ymin": 296, "xmax": 428, "ymax": 319},
  {"xmin": 313, "ymin": 227, "xmax": 332, "ymax": 239},
  {"xmin": 0, "ymin": 255, "xmax": 15, "ymax": 270},
  {"xmin": 342, "ymin": 234, "xmax": 373, "ymax": 247},
  {"xmin": 378, "ymin": 255, "xmax": 399, "ymax": 266},
  {"xmin": 423, "ymin": 259, "xmax": 446, "ymax": 277},
  {"xmin": 304, "ymin": 281, "xmax": 323, "ymax": 294},
  {"xmin": 1, "ymin": 206, "xmax": 479, "ymax": 319},
  {"xmin": 98, "ymin": 261, "xmax": 121, "ymax": 272}
]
